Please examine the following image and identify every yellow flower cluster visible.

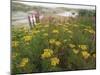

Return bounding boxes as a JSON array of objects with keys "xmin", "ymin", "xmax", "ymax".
[
  {"xmin": 41, "ymin": 49, "xmax": 53, "ymax": 59},
  {"xmin": 78, "ymin": 45, "xmax": 87, "ymax": 50},
  {"xmin": 49, "ymin": 39, "xmax": 56, "ymax": 44},
  {"xmin": 63, "ymin": 28, "xmax": 69, "ymax": 31},
  {"xmin": 73, "ymin": 24, "xmax": 78, "ymax": 27},
  {"xmin": 52, "ymin": 29, "xmax": 59, "ymax": 34},
  {"xmin": 72, "ymin": 49, "xmax": 79, "ymax": 54},
  {"xmin": 55, "ymin": 41, "xmax": 62, "ymax": 46},
  {"xmin": 81, "ymin": 51, "xmax": 90, "ymax": 59},
  {"xmin": 69, "ymin": 44, "xmax": 75, "ymax": 48},
  {"xmin": 32, "ymin": 30, "xmax": 40, "ymax": 34},
  {"xmin": 43, "ymin": 33, "xmax": 48, "ymax": 36},
  {"xmin": 19, "ymin": 58, "xmax": 29, "ymax": 67},
  {"xmin": 44, "ymin": 25, "xmax": 49, "ymax": 27},
  {"xmin": 93, "ymin": 53, "xmax": 96, "ymax": 58},
  {"xmin": 12, "ymin": 41, "xmax": 19, "ymax": 48},
  {"xmin": 84, "ymin": 28, "xmax": 95, "ymax": 34},
  {"xmin": 50, "ymin": 57, "xmax": 60, "ymax": 66},
  {"xmin": 12, "ymin": 53, "xmax": 18, "ymax": 58},
  {"xmin": 23, "ymin": 35, "xmax": 32, "ymax": 42},
  {"xmin": 67, "ymin": 30, "xmax": 73, "ymax": 34},
  {"xmin": 49, "ymin": 39, "xmax": 61, "ymax": 46}
]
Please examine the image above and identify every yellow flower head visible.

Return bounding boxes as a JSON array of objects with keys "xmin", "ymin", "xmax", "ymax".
[
  {"xmin": 73, "ymin": 24, "xmax": 78, "ymax": 27},
  {"xmin": 88, "ymin": 29, "xmax": 95, "ymax": 34},
  {"xmin": 64, "ymin": 28, "xmax": 69, "ymax": 31},
  {"xmin": 81, "ymin": 51, "xmax": 90, "ymax": 59},
  {"xmin": 55, "ymin": 41, "xmax": 61, "ymax": 46},
  {"xmin": 67, "ymin": 30, "xmax": 73, "ymax": 34},
  {"xmin": 78, "ymin": 45, "xmax": 87, "ymax": 50},
  {"xmin": 84, "ymin": 28, "xmax": 95, "ymax": 34},
  {"xmin": 23, "ymin": 35, "xmax": 32, "ymax": 42},
  {"xmin": 93, "ymin": 53, "xmax": 96, "ymax": 58},
  {"xmin": 49, "ymin": 39, "xmax": 56, "ymax": 44},
  {"xmin": 73, "ymin": 49, "xmax": 79, "ymax": 54},
  {"xmin": 12, "ymin": 41, "xmax": 19, "ymax": 48},
  {"xmin": 69, "ymin": 44, "xmax": 75, "ymax": 48},
  {"xmin": 52, "ymin": 29, "xmax": 59, "ymax": 34},
  {"xmin": 32, "ymin": 30, "xmax": 40, "ymax": 34},
  {"xmin": 12, "ymin": 53, "xmax": 18, "ymax": 58},
  {"xmin": 41, "ymin": 49, "xmax": 53, "ymax": 59},
  {"xmin": 44, "ymin": 25, "xmax": 49, "ymax": 27},
  {"xmin": 19, "ymin": 58, "xmax": 29, "ymax": 67},
  {"xmin": 51, "ymin": 57, "xmax": 60, "ymax": 66},
  {"xmin": 43, "ymin": 33, "xmax": 48, "ymax": 36},
  {"xmin": 41, "ymin": 29, "xmax": 45, "ymax": 32}
]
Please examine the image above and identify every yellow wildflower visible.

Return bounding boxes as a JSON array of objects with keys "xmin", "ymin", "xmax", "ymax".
[
  {"xmin": 93, "ymin": 53, "xmax": 96, "ymax": 58},
  {"xmin": 64, "ymin": 28, "xmax": 69, "ymax": 31},
  {"xmin": 19, "ymin": 58, "xmax": 29, "ymax": 67},
  {"xmin": 55, "ymin": 41, "xmax": 61, "ymax": 46},
  {"xmin": 88, "ymin": 30, "xmax": 95, "ymax": 34},
  {"xmin": 12, "ymin": 41, "xmax": 19, "ymax": 48},
  {"xmin": 41, "ymin": 49, "xmax": 53, "ymax": 59},
  {"xmin": 67, "ymin": 30, "xmax": 73, "ymax": 34},
  {"xmin": 84, "ymin": 28, "xmax": 95, "ymax": 34},
  {"xmin": 43, "ymin": 33, "xmax": 48, "ymax": 36},
  {"xmin": 81, "ymin": 51, "xmax": 90, "ymax": 59},
  {"xmin": 49, "ymin": 39, "xmax": 56, "ymax": 44},
  {"xmin": 41, "ymin": 29, "xmax": 45, "ymax": 32},
  {"xmin": 32, "ymin": 30, "xmax": 40, "ymax": 34},
  {"xmin": 52, "ymin": 29, "xmax": 59, "ymax": 34},
  {"xmin": 72, "ymin": 49, "xmax": 79, "ymax": 54},
  {"xmin": 23, "ymin": 35, "xmax": 32, "ymax": 42},
  {"xmin": 78, "ymin": 45, "xmax": 87, "ymax": 50},
  {"xmin": 69, "ymin": 44, "xmax": 75, "ymax": 48},
  {"xmin": 73, "ymin": 24, "xmax": 78, "ymax": 27},
  {"xmin": 51, "ymin": 57, "xmax": 60, "ymax": 66},
  {"xmin": 63, "ymin": 39, "xmax": 67, "ymax": 42},
  {"xmin": 12, "ymin": 53, "xmax": 18, "ymax": 58},
  {"xmin": 44, "ymin": 25, "xmax": 49, "ymax": 27}
]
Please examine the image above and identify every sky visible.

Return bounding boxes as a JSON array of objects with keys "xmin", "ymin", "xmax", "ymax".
[{"xmin": 13, "ymin": 0, "xmax": 96, "ymax": 10}]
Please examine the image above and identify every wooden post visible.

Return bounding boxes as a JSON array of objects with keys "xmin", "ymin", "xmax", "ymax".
[
  {"xmin": 32, "ymin": 15, "xmax": 35, "ymax": 27},
  {"xmin": 28, "ymin": 15, "xmax": 33, "ymax": 29},
  {"xmin": 35, "ymin": 11, "xmax": 40, "ymax": 23}
]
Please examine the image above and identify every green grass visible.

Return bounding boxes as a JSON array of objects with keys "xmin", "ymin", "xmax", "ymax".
[{"xmin": 11, "ymin": 16, "xmax": 96, "ymax": 74}]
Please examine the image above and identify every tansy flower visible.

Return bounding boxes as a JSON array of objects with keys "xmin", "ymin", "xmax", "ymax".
[
  {"xmin": 81, "ymin": 51, "xmax": 90, "ymax": 59},
  {"xmin": 50, "ymin": 57, "xmax": 60, "ymax": 66},
  {"xmin": 12, "ymin": 53, "xmax": 18, "ymax": 58},
  {"xmin": 55, "ymin": 41, "xmax": 61, "ymax": 46},
  {"xmin": 63, "ymin": 39, "xmax": 67, "ymax": 42},
  {"xmin": 64, "ymin": 28, "xmax": 69, "ymax": 31},
  {"xmin": 44, "ymin": 25, "xmax": 49, "ymax": 27},
  {"xmin": 88, "ymin": 30, "xmax": 95, "ymax": 34},
  {"xmin": 12, "ymin": 41, "xmax": 19, "ymax": 48},
  {"xmin": 32, "ymin": 30, "xmax": 40, "ymax": 34},
  {"xmin": 72, "ymin": 49, "xmax": 79, "ymax": 54},
  {"xmin": 67, "ymin": 30, "xmax": 73, "ymax": 34},
  {"xmin": 43, "ymin": 33, "xmax": 48, "ymax": 36},
  {"xmin": 93, "ymin": 53, "xmax": 96, "ymax": 58},
  {"xmin": 23, "ymin": 35, "xmax": 32, "ymax": 42},
  {"xmin": 41, "ymin": 49, "xmax": 53, "ymax": 59},
  {"xmin": 84, "ymin": 28, "xmax": 95, "ymax": 34},
  {"xmin": 19, "ymin": 58, "xmax": 29, "ymax": 67},
  {"xmin": 41, "ymin": 29, "xmax": 45, "ymax": 32},
  {"xmin": 69, "ymin": 44, "xmax": 75, "ymax": 48},
  {"xmin": 49, "ymin": 39, "xmax": 56, "ymax": 44},
  {"xmin": 73, "ymin": 24, "xmax": 78, "ymax": 27},
  {"xmin": 52, "ymin": 29, "xmax": 59, "ymax": 34},
  {"xmin": 78, "ymin": 45, "xmax": 87, "ymax": 50}
]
